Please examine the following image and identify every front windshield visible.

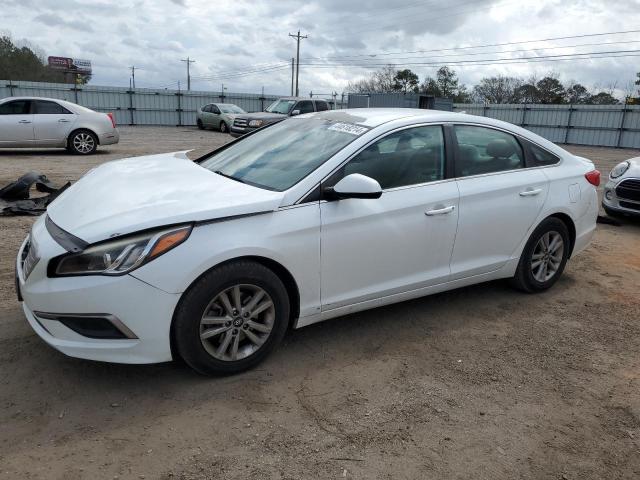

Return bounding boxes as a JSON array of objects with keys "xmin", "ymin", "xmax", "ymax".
[
  {"xmin": 265, "ymin": 99, "xmax": 296, "ymax": 114},
  {"xmin": 200, "ymin": 117, "xmax": 370, "ymax": 191},
  {"xmin": 220, "ymin": 104, "xmax": 245, "ymax": 114}
]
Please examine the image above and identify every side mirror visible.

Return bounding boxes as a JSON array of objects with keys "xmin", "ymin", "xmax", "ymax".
[
  {"xmin": 291, "ymin": 109, "xmax": 301, "ymax": 116},
  {"xmin": 324, "ymin": 174, "xmax": 382, "ymax": 200}
]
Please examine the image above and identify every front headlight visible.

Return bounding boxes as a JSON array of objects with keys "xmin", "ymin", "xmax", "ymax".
[
  {"xmin": 248, "ymin": 119, "xmax": 263, "ymax": 127},
  {"xmin": 50, "ymin": 225, "xmax": 192, "ymax": 277},
  {"xmin": 610, "ymin": 161, "xmax": 630, "ymax": 179}
]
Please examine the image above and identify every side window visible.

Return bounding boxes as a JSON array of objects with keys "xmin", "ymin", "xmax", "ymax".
[
  {"xmin": 454, "ymin": 125, "xmax": 524, "ymax": 177},
  {"xmin": 0, "ymin": 100, "xmax": 30, "ymax": 115},
  {"xmin": 295, "ymin": 101, "xmax": 314, "ymax": 114},
  {"xmin": 34, "ymin": 101, "xmax": 72, "ymax": 114},
  {"xmin": 528, "ymin": 143, "xmax": 560, "ymax": 166},
  {"xmin": 211, "ymin": 105, "xmax": 221, "ymax": 114},
  {"xmin": 331, "ymin": 126, "xmax": 445, "ymax": 190},
  {"xmin": 202, "ymin": 105, "xmax": 211, "ymax": 113},
  {"xmin": 315, "ymin": 101, "xmax": 328, "ymax": 111}
]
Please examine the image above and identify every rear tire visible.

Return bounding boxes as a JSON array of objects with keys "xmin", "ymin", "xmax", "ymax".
[
  {"xmin": 173, "ymin": 261, "xmax": 290, "ymax": 375},
  {"xmin": 197, "ymin": 119, "xmax": 204, "ymax": 130},
  {"xmin": 510, "ymin": 217, "xmax": 570, "ymax": 293},
  {"xmin": 67, "ymin": 130, "xmax": 98, "ymax": 155}
]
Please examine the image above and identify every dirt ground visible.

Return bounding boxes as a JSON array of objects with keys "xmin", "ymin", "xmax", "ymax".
[{"xmin": 1, "ymin": 127, "xmax": 639, "ymax": 480}]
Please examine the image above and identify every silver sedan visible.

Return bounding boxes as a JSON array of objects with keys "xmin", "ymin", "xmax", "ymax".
[
  {"xmin": 196, "ymin": 103, "xmax": 246, "ymax": 133},
  {"xmin": 0, "ymin": 96, "xmax": 119, "ymax": 155}
]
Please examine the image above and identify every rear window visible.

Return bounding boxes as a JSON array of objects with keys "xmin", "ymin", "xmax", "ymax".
[{"xmin": 34, "ymin": 100, "xmax": 72, "ymax": 114}]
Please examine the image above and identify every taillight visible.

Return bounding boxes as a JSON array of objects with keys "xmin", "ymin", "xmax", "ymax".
[
  {"xmin": 585, "ymin": 170, "xmax": 601, "ymax": 187},
  {"xmin": 107, "ymin": 112, "xmax": 116, "ymax": 128}
]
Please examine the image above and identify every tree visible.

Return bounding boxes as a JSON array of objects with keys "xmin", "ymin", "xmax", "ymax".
[
  {"xmin": 535, "ymin": 76, "xmax": 565, "ymax": 104},
  {"xmin": 393, "ymin": 69, "xmax": 419, "ymax": 93},
  {"xmin": 472, "ymin": 75, "xmax": 523, "ymax": 103},
  {"xmin": 0, "ymin": 34, "xmax": 89, "ymax": 84},
  {"xmin": 420, "ymin": 66, "xmax": 469, "ymax": 101},
  {"xmin": 588, "ymin": 92, "xmax": 620, "ymax": 105},
  {"xmin": 512, "ymin": 83, "xmax": 539, "ymax": 103},
  {"xmin": 565, "ymin": 83, "xmax": 590, "ymax": 104},
  {"xmin": 346, "ymin": 66, "xmax": 398, "ymax": 93}
]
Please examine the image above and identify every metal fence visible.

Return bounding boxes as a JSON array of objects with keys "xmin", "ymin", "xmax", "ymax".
[
  {"xmin": 0, "ymin": 79, "xmax": 346, "ymax": 126},
  {"xmin": 453, "ymin": 103, "xmax": 640, "ymax": 149}
]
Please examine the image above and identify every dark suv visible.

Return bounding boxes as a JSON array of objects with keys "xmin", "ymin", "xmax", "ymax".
[{"xmin": 229, "ymin": 97, "xmax": 329, "ymax": 137}]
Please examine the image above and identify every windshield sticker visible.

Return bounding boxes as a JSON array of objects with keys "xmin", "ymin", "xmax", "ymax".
[{"xmin": 327, "ymin": 122, "xmax": 369, "ymax": 136}]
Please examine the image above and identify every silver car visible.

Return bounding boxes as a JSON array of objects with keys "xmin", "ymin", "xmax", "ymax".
[
  {"xmin": 603, "ymin": 157, "xmax": 640, "ymax": 218},
  {"xmin": 196, "ymin": 103, "xmax": 246, "ymax": 133},
  {"xmin": 0, "ymin": 97, "xmax": 119, "ymax": 155}
]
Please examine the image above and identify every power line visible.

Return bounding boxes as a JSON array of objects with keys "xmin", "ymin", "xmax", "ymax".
[
  {"xmin": 298, "ymin": 51, "xmax": 640, "ymax": 71},
  {"xmin": 303, "ymin": 28, "xmax": 640, "ymax": 61}
]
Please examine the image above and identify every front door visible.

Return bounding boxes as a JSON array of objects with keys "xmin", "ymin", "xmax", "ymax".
[
  {"xmin": 320, "ymin": 125, "xmax": 459, "ymax": 311},
  {"xmin": 0, "ymin": 99, "xmax": 34, "ymax": 145},
  {"xmin": 449, "ymin": 124, "xmax": 549, "ymax": 279}
]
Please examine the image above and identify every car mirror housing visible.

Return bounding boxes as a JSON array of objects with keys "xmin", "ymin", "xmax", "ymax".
[
  {"xmin": 324, "ymin": 174, "xmax": 382, "ymax": 200},
  {"xmin": 291, "ymin": 109, "xmax": 301, "ymax": 116}
]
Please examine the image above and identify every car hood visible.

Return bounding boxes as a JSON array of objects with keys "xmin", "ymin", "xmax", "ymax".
[
  {"xmin": 237, "ymin": 111, "xmax": 287, "ymax": 121},
  {"xmin": 46, "ymin": 151, "xmax": 284, "ymax": 243}
]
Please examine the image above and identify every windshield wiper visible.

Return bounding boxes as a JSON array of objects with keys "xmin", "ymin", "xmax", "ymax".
[{"xmin": 214, "ymin": 170, "xmax": 246, "ymax": 184}]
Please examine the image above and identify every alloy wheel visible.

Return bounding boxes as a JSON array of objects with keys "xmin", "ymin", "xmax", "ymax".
[
  {"xmin": 73, "ymin": 132, "xmax": 95, "ymax": 154},
  {"xmin": 199, "ymin": 284, "xmax": 275, "ymax": 361},
  {"xmin": 531, "ymin": 231, "xmax": 564, "ymax": 282}
]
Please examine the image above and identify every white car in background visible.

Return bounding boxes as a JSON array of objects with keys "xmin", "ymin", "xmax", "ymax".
[
  {"xmin": 16, "ymin": 109, "xmax": 599, "ymax": 375},
  {"xmin": 602, "ymin": 157, "xmax": 640, "ymax": 217},
  {"xmin": 0, "ymin": 97, "xmax": 119, "ymax": 154}
]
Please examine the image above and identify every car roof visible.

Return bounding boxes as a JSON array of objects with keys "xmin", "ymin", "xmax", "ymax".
[{"xmin": 309, "ymin": 108, "xmax": 534, "ymax": 131}]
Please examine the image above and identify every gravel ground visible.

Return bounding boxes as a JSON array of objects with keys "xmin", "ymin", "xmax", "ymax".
[{"xmin": 1, "ymin": 126, "xmax": 639, "ymax": 480}]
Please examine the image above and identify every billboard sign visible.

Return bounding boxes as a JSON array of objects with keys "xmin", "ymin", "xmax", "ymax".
[{"xmin": 47, "ymin": 56, "xmax": 92, "ymax": 74}]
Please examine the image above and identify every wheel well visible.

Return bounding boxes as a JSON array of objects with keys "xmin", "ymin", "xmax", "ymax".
[
  {"xmin": 548, "ymin": 213, "xmax": 576, "ymax": 257},
  {"xmin": 169, "ymin": 255, "xmax": 301, "ymax": 362},
  {"xmin": 68, "ymin": 128, "xmax": 100, "ymax": 146}
]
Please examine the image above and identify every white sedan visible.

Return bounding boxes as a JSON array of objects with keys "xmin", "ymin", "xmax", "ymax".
[
  {"xmin": 16, "ymin": 109, "xmax": 599, "ymax": 375},
  {"xmin": 0, "ymin": 96, "xmax": 119, "ymax": 154},
  {"xmin": 602, "ymin": 157, "xmax": 640, "ymax": 218}
]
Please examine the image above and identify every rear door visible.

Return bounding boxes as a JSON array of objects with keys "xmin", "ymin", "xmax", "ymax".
[
  {"xmin": 320, "ymin": 124, "xmax": 459, "ymax": 310},
  {"xmin": 0, "ymin": 100, "xmax": 34, "ymax": 145},
  {"xmin": 32, "ymin": 100, "xmax": 76, "ymax": 144},
  {"xmin": 449, "ymin": 124, "xmax": 548, "ymax": 279}
]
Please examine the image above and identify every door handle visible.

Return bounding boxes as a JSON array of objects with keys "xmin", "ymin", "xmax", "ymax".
[
  {"xmin": 425, "ymin": 205, "xmax": 455, "ymax": 216},
  {"xmin": 18, "ymin": 120, "xmax": 32, "ymax": 124},
  {"xmin": 58, "ymin": 119, "xmax": 70, "ymax": 123},
  {"xmin": 519, "ymin": 188, "xmax": 542, "ymax": 197}
]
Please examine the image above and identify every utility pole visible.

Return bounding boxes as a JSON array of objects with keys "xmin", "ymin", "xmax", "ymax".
[
  {"xmin": 288, "ymin": 31, "xmax": 308, "ymax": 97},
  {"xmin": 180, "ymin": 57, "xmax": 195, "ymax": 90},
  {"xmin": 129, "ymin": 66, "xmax": 136, "ymax": 89},
  {"xmin": 290, "ymin": 57, "xmax": 295, "ymax": 96}
]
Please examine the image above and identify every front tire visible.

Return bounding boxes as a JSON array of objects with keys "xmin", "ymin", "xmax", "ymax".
[
  {"xmin": 219, "ymin": 121, "xmax": 229, "ymax": 133},
  {"xmin": 510, "ymin": 217, "xmax": 570, "ymax": 293},
  {"xmin": 67, "ymin": 130, "xmax": 98, "ymax": 155},
  {"xmin": 173, "ymin": 261, "xmax": 290, "ymax": 375}
]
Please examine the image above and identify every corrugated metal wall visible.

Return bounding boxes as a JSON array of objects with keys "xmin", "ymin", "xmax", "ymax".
[
  {"xmin": 453, "ymin": 103, "xmax": 640, "ymax": 149},
  {"xmin": 0, "ymin": 80, "xmax": 284, "ymax": 126},
  {"xmin": 347, "ymin": 93, "xmax": 453, "ymax": 111}
]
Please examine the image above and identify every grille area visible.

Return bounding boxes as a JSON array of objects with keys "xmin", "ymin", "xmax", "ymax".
[
  {"xmin": 619, "ymin": 201, "xmax": 640, "ymax": 211},
  {"xmin": 233, "ymin": 118, "xmax": 248, "ymax": 127},
  {"xmin": 616, "ymin": 179, "xmax": 640, "ymax": 201}
]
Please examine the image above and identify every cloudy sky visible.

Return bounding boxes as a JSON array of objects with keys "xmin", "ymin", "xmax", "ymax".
[{"xmin": 3, "ymin": 0, "xmax": 640, "ymax": 97}]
